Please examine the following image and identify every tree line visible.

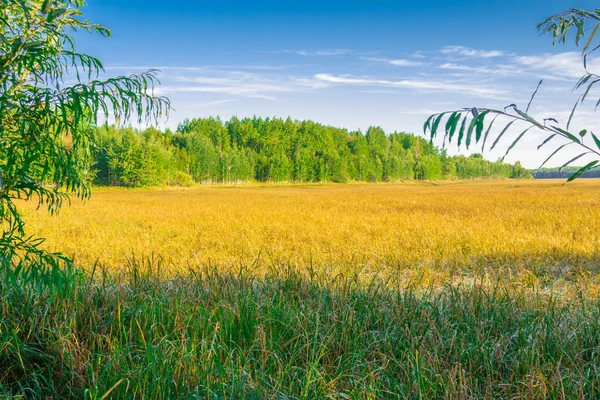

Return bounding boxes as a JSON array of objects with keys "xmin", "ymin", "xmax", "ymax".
[
  {"xmin": 532, "ymin": 167, "xmax": 600, "ymax": 179},
  {"xmin": 90, "ymin": 117, "xmax": 532, "ymax": 187}
]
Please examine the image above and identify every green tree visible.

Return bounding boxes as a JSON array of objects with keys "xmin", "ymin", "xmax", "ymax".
[
  {"xmin": 0, "ymin": 0, "xmax": 169, "ymax": 267},
  {"xmin": 425, "ymin": 8, "xmax": 600, "ymax": 183}
]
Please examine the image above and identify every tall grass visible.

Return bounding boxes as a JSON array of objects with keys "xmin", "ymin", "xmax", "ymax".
[{"xmin": 2, "ymin": 256, "xmax": 600, "ymax": 399}]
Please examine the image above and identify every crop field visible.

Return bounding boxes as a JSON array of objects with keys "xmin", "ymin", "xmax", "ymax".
[
  {"xmin": 22, "ymin": 180, "xmax": 600, "ymax": 290},
  {"xmin": 5, "ymin": 180, "xmax": 600, "ymax": 398}
]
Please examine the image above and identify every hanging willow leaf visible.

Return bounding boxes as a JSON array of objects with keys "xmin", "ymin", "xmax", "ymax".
[
  {"xmin": 474, "ymin": 110, "xmax": 489, "ymax": 143},
  {"xmin": 465, "ymin": 116, "xmax": 478, "ymax": 149},
  {"xmin": 490, "ymin": 120, "xmax": 516, "ymax": 151},
  {"xmin": 443, "ymin": 111, "xmax": 459, "ymax": 146},
  {"xmin": 448, "ymin": 112, "xmax": 462, "ymax": 144},
  {"xmin": 566, "ymin": 100, "xmax": 579, "ymax": 130},
  {"xmin": 560, "ymin": 152, "xmax": 592, "ymax": 171},
  {"xmin": 551, "ymin": 126, "xmax": 581, "ymax": 144},
  {"xmin": 592, "ymin": 132, "xmax": 600, "ymax": 150},
  {"xmin": 423, "ymin": 114, "xmax": 435, "ymax": 135},
  {"xmin": 456, "ymin": 116, "xmax": 467, "ymax": 148},
  {"xmin": 425, "ymin": 8, "xmax": 600, "ymax": 183},
  {"xmin": 502, "ymin": 127, "xmax": 533, "ymax": 161},
  {"xmin": 526, "ymin": 80, "xmax": 543, "ymax": 113},
  {"xmin": 510, "ymin": 106, "xmax": 543, "ymax": 128},
  {"xmin": 566, "ymin": 160, "xmax": 599, "ymax": 182},
  {"xmin": 537, "ymin": 134, "xmax": 558, "ymax": 150},
  {"xmin": 430, "ymin": 113, "xmax": 445, "ymax": 140},
  {"xmin": 539, "ymin": 143, "xmax": 573, "ymax": 169},
  {"xmin": 481, "ymin": 114, "xmax": 499, "ymax": 152},
  {"xmin": 583, "ymin": 23, "xmax": 600, "ymax": 56}
]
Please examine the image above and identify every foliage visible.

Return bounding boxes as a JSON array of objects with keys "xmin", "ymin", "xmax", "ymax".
[
  {"xmin": 425, "ymin": 8, "xmax": 600, "ymax": 183},
  {"xmin": 0, "ymin": 0, "xmax": 169, "ymax": 266},
  {"xmin": 92, "ymin": 117, "xmax": 530, "ymax": 186}
]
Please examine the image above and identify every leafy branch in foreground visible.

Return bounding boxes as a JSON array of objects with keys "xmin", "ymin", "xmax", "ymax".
[
  {"xmin": 0, "ymin": 0, "xmax": 170, "ymax": 269},
  {"xmin": 425, "ymin": 7, "xmax": 600, "ymax": 183}
]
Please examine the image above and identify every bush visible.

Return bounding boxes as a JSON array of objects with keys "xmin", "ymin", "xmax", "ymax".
[{"xmin": 173, "ymin": 171, "xmax": 195, "ymax": 187}]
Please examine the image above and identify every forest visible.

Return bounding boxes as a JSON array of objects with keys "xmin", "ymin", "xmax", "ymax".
[
  {"xmin": 532, "ymin": 167, "xmax": 600, "ymax": 179},
  {"xmin": 90, "ymin": 117, "xmax": 532, "ymax": 187}
]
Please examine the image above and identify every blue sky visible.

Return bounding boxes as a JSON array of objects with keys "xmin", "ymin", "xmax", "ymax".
[{"xmin": 77, "ymin": 0, "xmax": 600, "ymax": 168}]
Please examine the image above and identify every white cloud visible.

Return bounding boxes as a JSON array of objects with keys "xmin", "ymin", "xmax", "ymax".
[
  {"xmin": 155, "ymin": 86, "xmax": 278, "ymax": 101},
  {"xmin": 439, "ymin": 63, "xmax": 522, "ymax": 76},
  {"xmin": 267, "ymin": 49, "xmax": 353, "ymax": 56},
  {"xmin": 105, "ymin": 65, "xmax": 289, "ymax": 72},
  {"xmin": 398, "ymin": 108, "xmax": 442, "ymax": 115},
  {"xmin": 441, "ymin": 46, "xmax": 505, "ymax": 58},
  {"xmin": 314, "ymin": 73, "xmax": 507, "ymax": 97},
  {"xmin": 361, "ymin": 57, "xmax": 426, "ymax": 67},
  {"xmin": 152, "ymin": 69, "xmax": 329, "ymax": 101},
  {"xmin": 513, "ymin": 52, "xmax": 595, "ymax": 79},
  {"xmin": 190, "ymin": 99, "xmax": 236, "ymax": 107}
]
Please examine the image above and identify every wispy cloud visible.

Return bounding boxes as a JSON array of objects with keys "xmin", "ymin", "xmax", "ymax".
[
  {"xmin": 361, "ymin": 57, "xmax": 427, "ymax": 67},
  {"xmin": 439, "ymin": 63, "xmax": 522, "ymax": 76},
  {"xmin": 105, "ymin": 65, "xmax": 289, "ymax": 72},
  {"xmin": 153, "ymin": 70, "xmax": 327, "ymax": 101},
  {"xmin": 398, "ymin": 108, "xmax": 443, "ymax": 115},
  {"xmin": 190, "ymin": 99, "xmax": 236, "ymax": 108},
  {"xmin": 266, "ymin": 49, "xmax": 353, "ymax": 57},
  {"xmin": 441, "ymin": 45, "xmax": 505, "ymax": 58},
  {"xmin": 314, "ymin": 73, "xmax": 507, "ymax": 97},
  {"xmin": 513, "ymin": 52, "xmax": 593, "ymax": 79}
]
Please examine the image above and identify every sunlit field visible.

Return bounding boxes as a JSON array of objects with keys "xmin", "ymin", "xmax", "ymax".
[
  {"xmin": 6, "ymin": 180, "xmax": 600, "ymax": 398},
  {"xmin": 22, "ymin": 179, "xmax": 600, "ymax": 286}
]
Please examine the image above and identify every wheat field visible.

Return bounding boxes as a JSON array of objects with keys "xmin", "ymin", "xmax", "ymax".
[{"xmin": 20, "ymin": 180, "xmax": 600, "ymax": 289}]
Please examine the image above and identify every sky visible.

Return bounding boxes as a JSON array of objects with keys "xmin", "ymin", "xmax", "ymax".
[{"xmin": 75, "ymin": 0, "xmax": 600, "ymax": 168}]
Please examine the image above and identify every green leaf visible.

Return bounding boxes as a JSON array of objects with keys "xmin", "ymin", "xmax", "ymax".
[
  {"xmin": 538, "ymin": 143, "xmax": 573, "ymax": 169},
  {"xmin": 502, "ymin": 127, "xmax": 533, "ymax": 161},
  {"xmin": 526, "ymin": 80, "xmax": 543, "ymax": 113},
  {"xmin": 560, "ymin": 152, "xmax": 591, "ymax": 171},
  {"xmin": 552, "ymin": 126, "xmax": 581, "ymax": 143},
  {"xmin": 443, "ymin": 111, "xmax": 459, "ymax": 146},
  {"xmin": 430, "ymin": 113, "xmax": 445, "ymax": 139},
  {"xmin": 566, "ymin": 101, "xmax": 579, "ymax": 130},
  {"xmin": 511, "ymin": 106, "xmax": 543, "ymax": 128},
  {"xmin": 41, "ymin": 0, "xmax": 52, "ymax": 15},
  {"xmin": 592, "ymin": 132, "xmax": 600, "ymax": 150},
  {"xmin": 566, "ymin": 160, "xmax": 599, "ymax": 183},
  {"xmin": 481, "ymin": 114, "xmax": 499, "ymax": 152},
  {"xmin": 47, "ymin": 8, "xmax": 67, "ymax": 23},
  {"xmin": 423, "ymin": 114, "xmax": 435, "ymax": 135},
  {"xmin": 579, "ymin": 129, "xmax": 588, "ymax": 137},
  {"xmin": 583, "ymin": 23, "xmax": 600, "ymax": 55},
  {"xmin": 465, "ymin": 116, "xmax": 478, "ymax": 149},
  {"xmin": 456, "ymin": 116, "xmax": 467, "ymax": 148},
  {"xmin": 473, "ymin": 110, "xmax": 489, "ymax": 144},
  {"xmin": 448, "ymin": 112, "xmax": 461, "ymax": 144},
  {"xmin": 490, "ymin": 120, "xmax": 516, "ymax": 151},
  {"xmin": 537, "ymin": 134, "xmax": 557, "ymax": 150}
]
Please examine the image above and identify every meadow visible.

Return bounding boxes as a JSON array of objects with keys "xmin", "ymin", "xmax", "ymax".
[
  {"xmin": 4, "ymin": 180, "xmax": 600, "ymax": 398},
  {"xmin": 22, "ymin": 180, "xmax": 600, "ymax": 292}
]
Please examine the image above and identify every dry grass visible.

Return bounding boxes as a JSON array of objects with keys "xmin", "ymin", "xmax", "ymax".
[{"xmin": 19, "ymin": 180, "xmax": 600, "ymax": 290}]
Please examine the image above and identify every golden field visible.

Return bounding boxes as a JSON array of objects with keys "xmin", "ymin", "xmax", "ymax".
[
  {"xmin": 9, "ymin": 180, "xmax": 600, "ymax": 399},
  {"xmin": 19, "ymin": 179, "xmax": 600, "ymax": 291}
]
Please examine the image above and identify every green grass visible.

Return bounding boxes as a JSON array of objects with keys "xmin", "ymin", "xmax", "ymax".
[{"xmin": 2, "ymin": 258, "xmax": 600, "ymax": 399}]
